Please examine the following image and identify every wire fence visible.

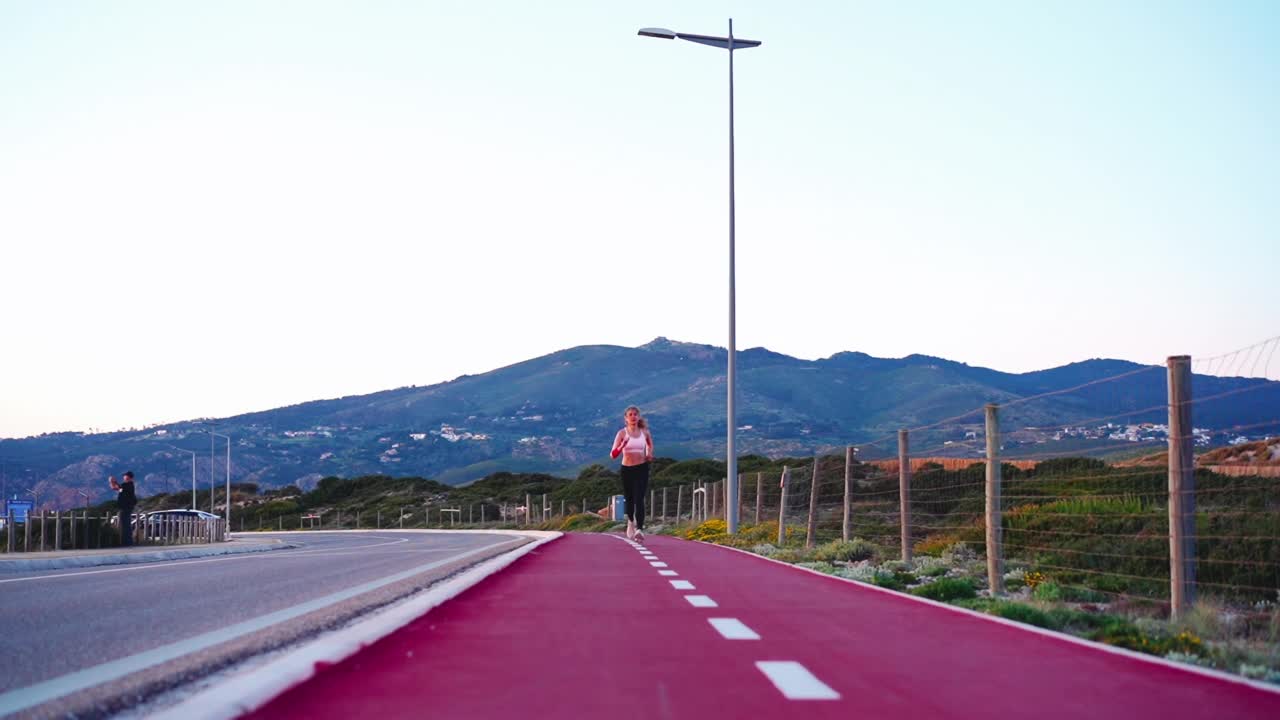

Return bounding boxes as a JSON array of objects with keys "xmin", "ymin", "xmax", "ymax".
[{"xmin": 656, "ymin": 339, "xmax": 1280, "ymax": 618}]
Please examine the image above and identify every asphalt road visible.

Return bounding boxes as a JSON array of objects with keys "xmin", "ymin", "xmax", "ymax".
[{"xmin": 0, "ymin": 530, "xmax": 527, "ymax": 718}]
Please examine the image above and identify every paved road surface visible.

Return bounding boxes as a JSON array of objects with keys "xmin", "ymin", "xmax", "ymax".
[
  {"xmin": 0, "ymin": 530, "xmax": 526, "ymax": 718},
  {"xmin": 249, "ymin": 532, "xmax": 1280, "ymax": 720}
]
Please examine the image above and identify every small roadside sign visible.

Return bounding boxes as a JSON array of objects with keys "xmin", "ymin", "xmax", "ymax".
[{"xmin": 4, "ymin": 499, "xmax": 33, "ymax": 522}]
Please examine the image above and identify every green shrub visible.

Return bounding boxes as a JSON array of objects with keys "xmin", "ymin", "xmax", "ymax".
[
  {"xmin": 990, "ymin": 602, "xmax": 1058, "ymax": 629},
  {"xmin": 1033, "ymin": 582, "xmax": 1064, "ymax": 602},
  {"xmin": 915, "ymin": 534, "xmax": 962, "ymax": 557},
  {"xmin": 870, "ymin": 572, "xmax": 909, "ymax": 591},
  {"xmin": 773, "ymin": 547, "xmax": 815, "ymax": 564},
  {"xmin": 955, "ymin": 598, "xmax": 1069, "ymax": 631},
  {"xmin": 910, "ymin": 577, "xmax": 977, "ymax": 602},
  {"xmin": 941, "ymin": 542, "xmax": 978, "ymax": 564},
  {"xmin": 812, "ymin": 538, "xmax": 878, "ymax": 563},
  {"xmin": 750, "ymin": 543, "xmax": 779, "ymax": 556},
  {"xmin": 1059, "ymin": 585, "xmax": 1110, "ymax": 603},
  {"xmin": 1165, "ymin": 652, "xmax": 1216, "ymax": 668},
  {"xmin": 1089, "ymin": 622, "xmax": 1207, "ymax": 658},
  {"xmin": 558, "ymin": 513, "xmax": 613, "ymax": 532},
  {"xmin": 921, "ymin": 565, "xmax": 950, "ymax": 577},
  {"xmin": 1238, "ymin": 664, "xmax": 1280, "ymax": 684}
]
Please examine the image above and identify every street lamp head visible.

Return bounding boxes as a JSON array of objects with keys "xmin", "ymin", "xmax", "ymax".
[{"xmin": 638, "ymin": 27, "xmax": 677, "ymax": 39}]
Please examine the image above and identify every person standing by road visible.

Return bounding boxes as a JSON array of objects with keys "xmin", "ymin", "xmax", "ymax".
[
  {"xmin": 610, "ymin": 406, "xmax": 653, "ymax": 542},
  {"xmin": 110, "ymin": 471, "xmax": 137, "ymax": 546}
]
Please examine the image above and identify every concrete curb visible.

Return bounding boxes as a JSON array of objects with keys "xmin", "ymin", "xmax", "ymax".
[
  {"xmin": 0, "ymin": 538, "xmax": 300, "ymax": 573},
  {"xmin": 151, "ymin": 529, "xmax": 561, "ymax": 720}
]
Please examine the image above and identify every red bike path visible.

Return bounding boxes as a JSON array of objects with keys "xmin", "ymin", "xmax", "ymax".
[{"xmin": 247, "ymin": 532, "xmax": 1280, "ymax": 719}]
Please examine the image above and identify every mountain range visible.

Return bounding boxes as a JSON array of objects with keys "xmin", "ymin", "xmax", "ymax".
[{"xmin": 3, "ymin": 337, "xmax": 1277, "ymax": 510}]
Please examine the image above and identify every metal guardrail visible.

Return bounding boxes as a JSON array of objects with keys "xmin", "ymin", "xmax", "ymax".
[{"xmin": 3, "ymin": 510, "xmax": 226, "ymax": 553}]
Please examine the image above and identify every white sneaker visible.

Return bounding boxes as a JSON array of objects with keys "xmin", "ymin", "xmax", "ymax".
[
  {"xmin": 626, "ymin": 518, "xmax": 636, "ymax": 541},
  {"xmin": 634, "ymin": 529, "xmax": 645, "ymax": 543}
]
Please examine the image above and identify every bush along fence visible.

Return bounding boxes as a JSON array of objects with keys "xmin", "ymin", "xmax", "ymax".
[{"xmin": 3, "ymin": 510, "xmax": 227, "ymax": 552}]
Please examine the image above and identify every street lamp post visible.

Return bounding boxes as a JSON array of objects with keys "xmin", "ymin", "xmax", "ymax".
[
  {"xmin": 168, "ymin": 445, "xmax": 198, "ymax": 509},
  {"xmin": 639, "ymin": 20, "xmax": 761, "ymax": 535},
  {"xmin": 210, "ymin": 432, "xmax": 231, "ymax": 537}
]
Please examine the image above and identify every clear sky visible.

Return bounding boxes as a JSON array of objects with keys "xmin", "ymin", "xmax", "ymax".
[{"xmin": 2, "ymin": 1, "xmax": 1277, "ymax": 439}]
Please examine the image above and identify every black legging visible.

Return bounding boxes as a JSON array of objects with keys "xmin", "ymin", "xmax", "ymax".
[{"xmin": 621, "ymin": 462, "xmax": 650, "ymax": 529}]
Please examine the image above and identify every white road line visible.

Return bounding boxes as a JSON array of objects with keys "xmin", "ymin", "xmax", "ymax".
[
  {"xmin": 708, "ymin": 618, "xmax": 760, "ymax": 640},
  {"xmin": 658, "ymin": 570, "xmax": 678, "ymax": 576},
  {"xmin": 669, "ymin": 580, "xmax": 695, "ymax": 590},
  {"xmin": 649, "ymin": 561, "xmax": 668, "ymax": 568},
  {"xmin": 642, "ymin": 555, "xmax": 658, "ymax": 560},
  {"xmin": 684, "ymin": 595, "xmax": 717, "ymax": 608},
  {"xmin": 755, "ymin": 662, "xmax": 840, "ymax": 700}
]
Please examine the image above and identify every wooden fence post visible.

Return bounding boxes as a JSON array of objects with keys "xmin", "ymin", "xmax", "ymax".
[
  {"xmin": 839, "ymin": 445, "xmax": 849, "ymax": 540},
  {"xmin": 1168, "ymin": 355, "xmax": 1197, "ymax": 618},
  {"xmin": 777, "ymin": 466, "xmax": 789, "ymax": 545},
  {"xmin": 676, "ymin": 485, "xmax": 684, "ymax": 524},
  {"xmin": 899, "ymin": 429, "xmax": 912, "ymax": 562},
  {"xmin": 806, "ymin": 459, "xmax": 820, "ymax": 548},
  {"xmin": 737, "ymin": 474, "xmax": 744, "ymax": 524},
  {"xmin": 755, "ymin": 472, "xmax": 763, "ymax": 525},
  {"xmin": 985, "ymin": 404, "xmax": 1003, "ymax": 595}
]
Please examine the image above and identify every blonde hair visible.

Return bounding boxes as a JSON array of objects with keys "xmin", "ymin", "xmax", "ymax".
[{"xmin": 624, "ymin": 405, "xmax": 648, "ymax": 430}]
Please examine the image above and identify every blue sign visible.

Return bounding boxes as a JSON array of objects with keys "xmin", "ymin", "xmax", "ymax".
[
  {"xmin": 4, "ymin": 499, "xmax": 33, "ymax": 523},
  {"xmin": 612, "ymin": 494, "xmax": 626, "ymax": 522}
]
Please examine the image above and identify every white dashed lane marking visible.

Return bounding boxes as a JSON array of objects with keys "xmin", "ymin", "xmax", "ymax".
[
  {"xmin": 755, "ymin": 662, "xmax": 840, "ymax": 700},
  {"xmin": 708, "ymin": 618, "xmax": 760, "ymax": 640},
  {"xmin": 615, "ymin": 535, "xmax": 839, "ymax": 705}
]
